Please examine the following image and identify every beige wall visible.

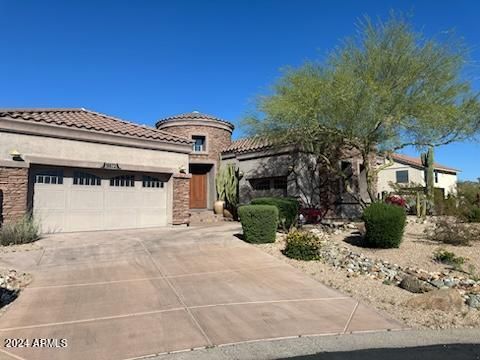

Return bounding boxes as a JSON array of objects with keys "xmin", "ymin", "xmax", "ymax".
[
  {"xmin": 434, "ymin": 171, "xmax": 458, "ymax": 196},
  {"xmin": 377, "ymin": 159, "xmax": 458, "ymax": 196},
  {"xmin": 0, "ymin": 132, "xmax": 189, "ymax": 171}
]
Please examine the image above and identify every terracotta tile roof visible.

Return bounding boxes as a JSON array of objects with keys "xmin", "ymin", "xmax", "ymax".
[
  {"xmin": 0, "ymin": 108, "xmax": 192, "ymax": 144},
  {"xmin": 156, "ymin": 111, "xmax": 234, "ymax": 129},
  {"xmin": 222, "ymin": 137, "xmax": 277, "ymax": 154},
  {"xmin": 391, "ymin": 153, "xmax": 459, "ymax": 173}
]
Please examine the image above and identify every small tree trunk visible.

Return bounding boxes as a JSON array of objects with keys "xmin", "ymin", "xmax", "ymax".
[{"xmin": 362, "ymin": 150, "xmax": 377, "ymax": 203}]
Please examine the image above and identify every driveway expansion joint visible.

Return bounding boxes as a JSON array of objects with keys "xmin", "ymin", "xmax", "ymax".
[
  {"xmin": 136, "ymin": 238, "xmax": 214, "ymax": 347},
  {"xmin": 343, "ymin": 301, "xmax": 360, "ymax": 334}
]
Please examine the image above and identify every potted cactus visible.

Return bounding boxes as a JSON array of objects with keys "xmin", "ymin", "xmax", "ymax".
[{"xmin": 215, "ymin": 167, "xmax": 226, "ymax": 215}]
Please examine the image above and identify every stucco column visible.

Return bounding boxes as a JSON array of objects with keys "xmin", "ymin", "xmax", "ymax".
[
  {"xmin": 0, "ymin": 162, "xmax": 29, "ymax": 225},
  {"xmin": 172, "ymin": 173, "xmax": 191, "ymax": 225}
]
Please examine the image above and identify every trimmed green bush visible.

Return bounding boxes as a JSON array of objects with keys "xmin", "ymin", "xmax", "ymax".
[
  {"xmin": 250, "ymin": 197, "xmax": 299, "ymax": 229},
  {"xmin": 362, "ymin": 202, "xmax": 406, "ymax": 248},
  {"xmin": 238, "ymin": 205, "xmax": 278, "ymax": 243},
  {"xmin": 282, "ymin": 230, "xmax": 321, "ymax": 260},
  {"xmin": 0, "ymin": 215, "xmax": 40, "ymax": 246}
]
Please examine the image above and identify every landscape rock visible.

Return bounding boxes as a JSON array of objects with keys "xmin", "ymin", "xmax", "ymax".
[
  {"xmin": 301, "ymin": 227, "xmax": 480, "ymax": 308},
  {"xmin": 0, "ymin": 269, "xmax": 31, "ymax": 309},
  {"xmin": 405, "ymin": 288, "xmax": 464, "ymax": 312},
  {"xmin": 430, "ymin": 279, "xmax": 445, "ymax": 288},
  {"xmin": 467, "ymin": 295, "xmax": 480, "ymax": 309},
  {"xmin": 399, "ymin": 275, "xmax": 435, "ymax": 293}
]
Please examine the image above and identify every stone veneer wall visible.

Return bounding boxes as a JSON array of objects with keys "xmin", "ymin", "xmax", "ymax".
[
  {"xmin": 172, "ymin": 173, "xmax": 191, "ymax": 225},
  {"xmin": 0, "ymin": 166, "xmax": 29, "ymax": 225},
  {"xmin": 159, "ymin": 125, "xmax": 232, "ymax": 166}
]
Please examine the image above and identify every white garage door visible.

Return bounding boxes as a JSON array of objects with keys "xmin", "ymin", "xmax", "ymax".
[{"xmin": 32, "ymin": 167, "xmax": 169, "ymax": 233}]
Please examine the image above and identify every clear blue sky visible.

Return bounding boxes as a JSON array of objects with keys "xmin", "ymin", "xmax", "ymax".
[{"xmin": 1, "ymin": 0, "xmax": 479, "ymax": 180}]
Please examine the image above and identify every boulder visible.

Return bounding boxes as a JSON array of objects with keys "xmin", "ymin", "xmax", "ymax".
[
  {"xmin": 399, "ymin": 275, "xmax": 435, "ymax": 293},
  {"xmin": 405, "ymin": 289, "xmax": 464, "ymax": 312},
  {"xmin": 466, "ymin": 294, "xmax": 480, "ymax": 309}
]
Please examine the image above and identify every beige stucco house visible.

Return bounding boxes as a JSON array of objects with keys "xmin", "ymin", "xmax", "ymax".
[
  {"xmin": 0, "ymin": 108, "xmax": 373, "ymax": 233},
  {"xmin": 377, "ymin": 153, "xmax": 459, "ymax": 198},
  {"xmin": 0, "ymin": 109, "xmax": 243, "ymax": 233}
]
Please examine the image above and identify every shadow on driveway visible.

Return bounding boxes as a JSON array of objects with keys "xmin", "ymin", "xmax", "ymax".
[{"xmin": 280, "ymin": 344, "xmax": 480, "ymax": 360}]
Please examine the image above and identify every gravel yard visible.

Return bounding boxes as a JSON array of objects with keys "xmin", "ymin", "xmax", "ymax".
[
  {"xmin": 255, "ymin": 219, "xmax": 480, "ymax": 330},
  {"xmin": 334, "ymin": 219, "xmax": 480, "ymax": 274}
]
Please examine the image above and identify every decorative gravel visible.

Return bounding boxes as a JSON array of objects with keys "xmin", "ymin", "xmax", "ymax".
[{"xmin": 255, "ymin": 221, "xmax": 480, "ymax": 330}]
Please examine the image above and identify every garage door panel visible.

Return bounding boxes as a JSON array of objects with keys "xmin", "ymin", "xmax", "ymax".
[
  {"xmin": 104, "ymin": 210, "xmax": 138, "ymax": 230},
  {"xmin": 34, "ymin": 210, "xmax": 66, "ymax": 234},
  {"xmin": 33, "ymin": 186, "xmax": 67, "ymax": 210},
  {"xmin": 66, "ymin": 212, "xmax": 105, "ymax": 232},
  {"xmin": 104, "ymin": 191, "xmax": 139, "ymax": 210},
  {"xmin": 70, "ymin": 189, "xmax": 104, "ymax": 210},
  {"xmin": 138, "ymin": 211, "xmax": 168, "ymax": 227},
  {"xmin": 140, "ymin": 191, "xmax": 167, "ymax": 208},
  {"xmin": 33, "ymin": 168, "xmax": 169, "ymax": 233}
]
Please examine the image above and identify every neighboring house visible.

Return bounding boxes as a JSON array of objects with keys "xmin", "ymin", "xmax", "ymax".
[{"xmin": 377, "ymin": 153, "xmax": 459, "ymax": 198}]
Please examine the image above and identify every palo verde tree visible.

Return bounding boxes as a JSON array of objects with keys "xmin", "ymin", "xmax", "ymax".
[{"xmin": 246, "ymin": 13, "xmax": 480, "ymax": 202}]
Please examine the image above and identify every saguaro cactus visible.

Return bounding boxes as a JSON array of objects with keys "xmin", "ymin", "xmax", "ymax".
[{"xmin": 421, "ymin": 146, "xmax": 435, "ymax": 214}]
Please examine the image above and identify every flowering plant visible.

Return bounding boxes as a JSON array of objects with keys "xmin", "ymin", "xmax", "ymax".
[{"xmin": 385, "ymin": 194, "xmax": 407, "ymax": 208}]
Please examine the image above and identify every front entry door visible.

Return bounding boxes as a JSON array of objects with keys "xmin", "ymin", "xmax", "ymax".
[{"xmin": 190, "ymin": 173, "xmax": 207, "ymax": 208}]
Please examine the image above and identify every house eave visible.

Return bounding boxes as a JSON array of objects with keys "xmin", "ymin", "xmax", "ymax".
[{"xmin": 0, "ymin": 117, "xmax": 193, "ymax": 154}]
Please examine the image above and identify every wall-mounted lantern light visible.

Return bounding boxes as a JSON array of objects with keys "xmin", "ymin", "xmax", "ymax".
[{"xmin": 10, "ymin": 150, "xmax": 23, "ymax": 161}]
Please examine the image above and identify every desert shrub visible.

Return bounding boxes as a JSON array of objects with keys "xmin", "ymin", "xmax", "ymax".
[
  {"xmin": 433, "ymin": 248, "xmax": 465, "ymax": 269},
  {"xmin": 434, "ymin": 192, "xmax": 458, "ymax": 216},
  {"xmin": 465, "ymin": 207, "xmax": 480, "ymax": 223},
  {"xmin": 0, "ymin": 215, "xmax": 40, "ymax": 246},
  {"xmin": 425, "ymin": 217, "xmax": 480, "ymax": 246},
  {"xmin": 282, "ymin": 230, "xmax": 321, "ymax": 260},
  {"xmin": 250, "ymin": 197, "xmax": 299, "ymax": 229},
  {"xmin": 238, "ymin": 205, "xmax": 278, "ymax": 243},
  {"xmin": 362, "ymin": 202, "xmax": 406, "ymax": 248}
]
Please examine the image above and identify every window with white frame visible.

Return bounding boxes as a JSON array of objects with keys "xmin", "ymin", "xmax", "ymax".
[
  {"xmin": 192, "ymin": 136, "xmax": 206, "ymax": 152},
  {"xmin": 35, "ymin": 170, "xmax": 64, "ymax": 185}
]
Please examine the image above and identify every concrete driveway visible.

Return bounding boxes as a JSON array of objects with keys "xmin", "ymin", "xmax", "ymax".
[{"xmin": 0, "ymin": 223, "xmax": 402, "ymax": 360}]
